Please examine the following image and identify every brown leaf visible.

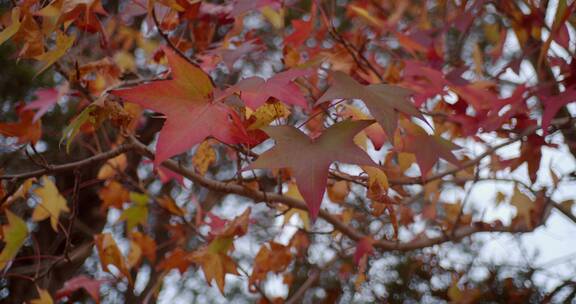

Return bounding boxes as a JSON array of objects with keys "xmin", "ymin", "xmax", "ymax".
[{"xmin": 249, "ymin": 242, "xmax": 292, "ymax": 290}]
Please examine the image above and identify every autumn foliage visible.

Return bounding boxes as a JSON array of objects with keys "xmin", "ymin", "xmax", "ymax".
[{"xmin": 0, "ymin": 0, "xmax": 576, "ymax": 303}]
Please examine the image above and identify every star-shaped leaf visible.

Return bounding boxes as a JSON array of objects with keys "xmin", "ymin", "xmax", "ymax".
[
  {"xmin": 189, "ymin": 209, "xmax": 250, "ymax": 293},
  {"xmin": 250, "ymin": 120, "xmax": 375, "ymax": 219},
  {"xmin": 0, "ymin": 107, "xmax": 42, "ymax": 144},
  {"xmin": 32, "ymin": 176, "xmax": 70, "ymax": 231},
  {"xmin": 316, "ymin": 71, "xmax": 423, "ymax": 138},
  {"xmin": 189, "ymin": 237, "xmax": 239, "ymax": 293},
  {"xmin": 225, "ymin": 68, "xmax": 311, "ymax": 109},
  {"xmin": 403, "ymin": 132, "xmax": 460, "ymax": 176},
  {"xmin": 119, "ymin": 192, "xmax": 149, "ymax": 231},
  {"xmin": 111, "ymin": 47, "xmax": 248, "ymax": 165}
]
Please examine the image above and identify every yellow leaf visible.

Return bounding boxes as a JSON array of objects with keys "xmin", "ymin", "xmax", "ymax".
[
  {"xmin": 3, "ymin": 177, "xmax": 36, "ymax": 207},
  {"xmin": 192, "ymin": 140, "xmax": 216, "ymax": 175},
  {"xmin": 114, "ymin": 50, "xmax": 136, "ymax": 72},
  {"xmin": 94, "ymin": 233, "xmax": 131, "ymax": 282},
  {"xmin": 32, "ymin": 176, "xmax": 69, "ymax": 231},
  {"xmin": 447, "ymin": 278, "xmax": 463, "ymax": 302},
  {"xmin": 282, "ymin": 183, "xmax": 311, "ymax": 230},
  {"xmin": 247, "ymin": 101, "xmax": 290, "ymax": 130},
  {"xmin": 398, "ymin": 152, "xmax": 415, "ymax": 172},
  {"xmin": 260, "ymin": 7, "xmax": 284, "ymax": 29},
  {"xmin": 353, "ymin": 128, "xmax": 368, "ymax": 150},
  {"xmin": 0, "ymin": 210, "xmax": 28, "ymax": 270},
  {"xmin": 30, "ymin": 288, "xmax": 53, "ymax": 304},
  {"xmin": 0, "ymin": 7, "xmax": 21, "ymax": 45},
  {"xmin": 363, "ymin": 166, "xmax": 389, "ymax": 201},
  {"xmin": 34, "ymin": 31, "xmax": 76, "ymax": 76},
  {"xmin": 97, "ymin": 153, "xmax": 127, "ymax": 180}
]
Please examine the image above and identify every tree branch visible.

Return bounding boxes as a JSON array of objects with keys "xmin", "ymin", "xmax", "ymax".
[
  {"xmin": 129, "ymin": 138, "xmax": 546, "ymax": 252},
  {"xmin": 0, "ymin": 143, "xmax": 135, "ymax": 180}
]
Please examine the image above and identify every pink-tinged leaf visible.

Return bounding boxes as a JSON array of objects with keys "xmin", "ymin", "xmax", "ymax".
[
  {"xmin": 316, "ymin": 71, "xmax": 423, "ymax": 138},
  {"xmin": 159, "ymin": 167, "xmax": 184, "ymax": 185},
  {"xmin": 354, "ymin": 236, "xmax": 374, "ymax": 265},
  {"xmin": 403, "ymin": 133, "xmax": 461, "ymax": 176},
  {"xmin": 250, "ymin": 120, "xmax": 376, "ymax": 219},
  {"xmin": 539, "ymin": 86, "xmax": 576, "ymax": 135},
  {"xmin": 153, "ymin": 102, "xmax": 246, "ymax": 165},
  {"xmin": 210, "ymin": 40, "xmax": 263, "ymax": 70},
  {"xmin": 402, "ymin": 61, "xmax": 497, "ymax": 111},
  {"xmin": 226, "ymin": 68, "xmax": 311, "ymax": 109},
  {"xmin": 111, "ymin": 47, "xmax": 248, "ymax": 165},
  {"xmin": 23, "ymin": 88, "xmax": 60, "ymax": 121},
  {"xmin": 142, "ymin": 159, "xmax": 184, "ymax": 184},
  {"xmin": 206, "ymin": 212, "xmax": 228, "ymax": 234},
  {"xmin": 55, "ymin": 275, "xmax": 106, "ymax": 303},
  {"xmin": 231, "ymin": 0, "xmax": 281, "ymax": 17}
]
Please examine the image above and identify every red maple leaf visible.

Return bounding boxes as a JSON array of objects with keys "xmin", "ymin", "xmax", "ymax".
[
  {"xmin": 539, "ymin": 86, "xmax": 576, "ymax": 135},
  {"xmin": 111, "ymin": 47, "xmax": 248, "ymax": 165}
]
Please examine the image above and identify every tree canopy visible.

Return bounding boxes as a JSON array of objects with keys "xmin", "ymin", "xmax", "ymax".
[{"xmin": 0, "ymin": 0, "xmax": 576, "ymax": 303}]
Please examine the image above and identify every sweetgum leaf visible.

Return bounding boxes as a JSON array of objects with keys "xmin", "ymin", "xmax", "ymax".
[
  {"xmin": 0, "ymin": 107, "xmax": 42, "ymax": 144},
  {"xmin": 226, "ymin": 68, "xmax": 311, "ymax": 109},
  {"xmin": 250, "ymin": 120, "xmax": 375, "ymax": 219},
  {"xmin": 403, "ymin": 133, "xmax": 460, "ymax": 176},
  {"xmin": 0, "ymin": 210, "xmax": 28, "ymax": 270},
  {"xmin": 111, "ymin": 47, "xmax": 248, "ymax": 165},
  {"xmin": 316, "ymin": 71, "xmax": 423, "ymax": 138},
  {"xmin": 34, "ymin": 31, "xmax": 76, "ymax": 76},
  {"xmin": 32, "ymin": 176, "xmax": 70, "ymax": 231}
]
